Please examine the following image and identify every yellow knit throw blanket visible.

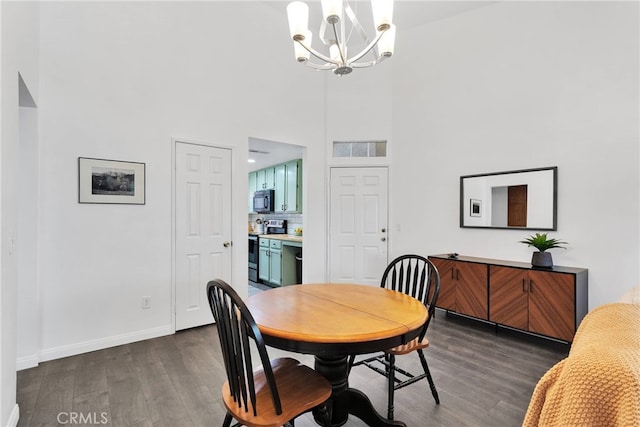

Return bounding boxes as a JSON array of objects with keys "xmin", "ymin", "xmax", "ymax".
[{"xmin": 523, "ymin": 303, "xmax": 640, "ymax": 427}]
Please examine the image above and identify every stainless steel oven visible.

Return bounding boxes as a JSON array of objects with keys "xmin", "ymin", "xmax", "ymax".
[{"xmin": 248, "ymin": 234, "xmax": 259, "ymax": 282}]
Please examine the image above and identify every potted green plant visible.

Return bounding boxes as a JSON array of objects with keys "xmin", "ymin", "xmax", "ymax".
[{"xmin": 519, "ymin": 233, "xmax": 568, "ymax": 268}]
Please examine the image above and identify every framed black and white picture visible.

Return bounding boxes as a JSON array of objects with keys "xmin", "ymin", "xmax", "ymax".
[
  {"xmin": 470, "ymin": 199, "xmax": 482, "ymax": 217},
  {"xmin": 78, "ymin": 157, "xmax": 145, "ymax": 204}
]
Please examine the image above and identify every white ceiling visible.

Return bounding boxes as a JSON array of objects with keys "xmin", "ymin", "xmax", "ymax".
[
  {"xmin": 248, "ymin": 137, "xmax": 305, "ymax": 172},
  {"xmin": 384, "ymin": 1, "xmax": 495, "ymax": 30},
  {"xmin": 263, "ymin": 1, "xmax": 495, "ymax": 31}
]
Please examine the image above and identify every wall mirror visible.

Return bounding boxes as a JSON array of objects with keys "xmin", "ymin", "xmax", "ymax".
[{"xmin": 460, "ymin": 166, "xmax": 557, "ymax": 230}]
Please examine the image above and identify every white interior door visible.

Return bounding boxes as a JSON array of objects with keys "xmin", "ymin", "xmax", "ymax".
[
  {"xmin": 329, "ymin": 167, "xmax": 388, "ymax": 285},
  {"xmin": 175, "ymin": 142, "xmax": 232, "ymax": 330}
]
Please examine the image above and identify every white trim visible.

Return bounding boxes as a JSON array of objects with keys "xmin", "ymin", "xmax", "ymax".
[
  {"xmin": 16, "ymin": 354, "xmax": 39, "ymax": 371},
  {"xmin": 38, "ymin": 326, "xmax": 172, "ymax": 363},
  {"xmin": 170, "ymin": 138, "xmax": 177, "ymax": 333},
  {"xmin": 6, "ymin": 404, "xmax": 19, "ymax": 427}
]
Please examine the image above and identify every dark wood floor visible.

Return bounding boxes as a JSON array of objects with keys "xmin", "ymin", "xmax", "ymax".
[{"xmin": 17, "ymin": 303, "xmax": 568, "ymax": 427}]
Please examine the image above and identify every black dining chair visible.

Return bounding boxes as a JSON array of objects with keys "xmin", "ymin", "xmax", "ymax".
[
  {"xmin": 348, "ymin": 254, "xmax": 441, "ymax": 420},
  {"xmin": 206, "ymin": 279, "xmax": 332, "ymax": 427}
]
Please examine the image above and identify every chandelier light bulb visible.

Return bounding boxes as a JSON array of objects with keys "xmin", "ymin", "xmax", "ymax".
[
  {"xmin": 330, "ymin": 44, "xmax": 341, "ymax": 62},
  {"xmin": 321, "ymin": 0, "xmax": 343, "ymax": 25},
  {"xmin": 377, "ymin": 24, "xmax": 396, "ymax": 58},
  {"xmin": 372, "ymin": 0, "xmax": 394, "ymax": 31},
  {"xmin": 294, "ymin": 31, "xmax": 313, "ymax": 62},
  {"xmin": 287, "ymin": 1, "xmax": 310, "ymax": 41}
]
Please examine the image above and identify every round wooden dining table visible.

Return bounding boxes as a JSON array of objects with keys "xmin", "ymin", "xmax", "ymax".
[{"xmin": 245, "ymin": 283, "xmax": 428, "ymax": 427}]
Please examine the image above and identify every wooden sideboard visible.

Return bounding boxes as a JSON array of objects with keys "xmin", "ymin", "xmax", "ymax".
[{"xmin": 429, "ymin": 254, "xmax": 588, "ymax": 342}]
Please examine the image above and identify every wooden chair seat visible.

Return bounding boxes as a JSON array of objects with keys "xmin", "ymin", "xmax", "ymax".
[
  {"xmin": 387, "ymin": 337, "xmax": 429, "ymax": 356},
  {"xmin": 222, "ymin": 357, "xmax": 332, "ymax": 427},
  {"xmin": 207, "ymin": 279, "xmax": 332, "ymax": 427}
]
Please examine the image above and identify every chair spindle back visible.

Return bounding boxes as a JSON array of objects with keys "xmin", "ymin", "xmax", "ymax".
[
  {"xmin": 206, "ymin": 279, "xmax": 282, "ymax": 417},
  {"xmin": 381, "ymin": 255, "xmax": 441, "ymax": 337}
]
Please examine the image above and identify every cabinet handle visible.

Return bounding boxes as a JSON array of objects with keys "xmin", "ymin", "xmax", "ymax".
[
  {"xmin": 522, "ymin": 279, "xmax": 526, "ymax": 292},
  {"xmin": 530, "ymin": 280, "xmax": 534, "ymax": 293},
  {"xmin": 451, "ymin": 269, "xmax": 455, "ymax": 280},
  {"xmin": 456, "ymin": 269, "xmax": 460, "ymax": 281}
]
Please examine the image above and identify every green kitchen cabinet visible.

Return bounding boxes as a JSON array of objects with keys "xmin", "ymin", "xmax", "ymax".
[
  {"xmin": 274, "ymin": 160, "xmax": 302, "ymax": 213},
  {"xmin": 256, "ymin": 167, "xmax": 275, "ymax": 190},
  {"xmin": 258, "ymin": 241, "xmax": 270, "ymax": 282},
  {"xmin": 269, "ymin": 242, "xmax": 282, "ymax": 286},
  {"xmin": 258, "ymin": 238, "xmax": 282, "ymax": 286}
]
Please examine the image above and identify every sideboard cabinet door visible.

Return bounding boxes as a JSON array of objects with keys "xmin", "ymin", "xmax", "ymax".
[
  {"xmin": 489, "ymin": 266, "xmax": 579, "ymax": 342},
  {"xmin": 432, "ymin": 258, "xmax": 456, "ymax": 311},
  {"xmin": 456, "ymin": 262, "xmax": 488, "ymax": 319},
  {"xmin": 528, "ymin": 270, "xmax": 575, "ymax": 342},
  {"xmin": 431, "ymin": 258, "xmax": 488, "ymax": 319},
  {"xmin": 489, "ymin": 266, "xmax": 529, "ymax": 331}
]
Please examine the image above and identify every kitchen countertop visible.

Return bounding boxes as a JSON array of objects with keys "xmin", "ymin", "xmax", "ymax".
[{"xmin": 255, "ymin": 234, "xmax": 303, "ymax": 243}]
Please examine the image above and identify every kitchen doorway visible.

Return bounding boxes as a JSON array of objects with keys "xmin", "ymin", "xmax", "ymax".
[
  {"xmin": 248, "ymin": 137, "xmax": 305, "ymax": 290},
  {"xmin": 328, "ymin": 167, "xmax": 389, "ymax": 285}
]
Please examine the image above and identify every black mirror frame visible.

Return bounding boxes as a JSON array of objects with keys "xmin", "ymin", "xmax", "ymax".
[{"xmin": 459, "ymin": 166, "xmax": 558, "ymax": 231}]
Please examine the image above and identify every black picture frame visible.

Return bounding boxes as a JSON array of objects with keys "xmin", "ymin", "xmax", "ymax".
[{"xmin": 78, "ymin": 157, "xmax": 146, "ymax": 204}]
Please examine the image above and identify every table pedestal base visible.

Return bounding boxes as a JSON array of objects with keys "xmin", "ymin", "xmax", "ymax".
[{"xmin": 312, "ymin": 355, "xmax": 406, "ymax": 427}]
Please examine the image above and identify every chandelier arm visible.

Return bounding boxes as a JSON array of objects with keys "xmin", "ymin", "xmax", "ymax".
[
  {"xmin": 349, "ymin": 55, "xmax": 390, "ymax": 69},
  {"xmin": 304, "ymin": 62, "xmax": 338, "ymax": 71},
  {"xmin": 295, "ymin": 39, "xmax": 339, "ymax": 65},
  {"xmin": 330, "ymin": 22, "xmax": 347, "ymax": 65},
  {"xmin": 319, "ymin": 20, "xmax": 332, "ymax": 46},
  {"xmin": 344, "ymin": 3, "xmax": 370, "ymax": 46},
  {"xmin": 346, "ymin": 29, "xmax": 386, "ymax": 64}
]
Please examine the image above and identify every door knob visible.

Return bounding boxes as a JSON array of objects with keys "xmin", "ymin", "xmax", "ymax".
[
  {"xmin": 381, "ymin": 237, "xmax": 386, "ymax": 242},
  {"xmin": 381, "ymin": 228, "xmax": 386, "ymax": 233},
  {"xmin": 223, "ymin": 241, "xmax": 231, "ymax": 247}
]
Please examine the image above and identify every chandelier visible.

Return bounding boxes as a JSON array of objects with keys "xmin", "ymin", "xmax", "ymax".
[{"xmin": 286, "ymin": 0, "xmax": 396, "ymax": 76}]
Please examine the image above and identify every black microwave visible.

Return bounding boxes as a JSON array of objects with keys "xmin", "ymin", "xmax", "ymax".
[{"xmin": 253, "ymin": 189, "xmax": 275, "ymax": 213}]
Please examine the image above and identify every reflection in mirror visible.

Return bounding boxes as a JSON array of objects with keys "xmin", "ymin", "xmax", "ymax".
[{"xmin": 460, "ymin": 167, "xmax": 557, "ymax": 230}]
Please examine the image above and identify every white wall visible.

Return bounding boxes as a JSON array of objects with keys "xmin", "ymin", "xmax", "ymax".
[
  {"xmin": 35, "ymin": 1, "xmax": 329, "ymax": 362},
  {"xmin": 1, "ymin": 1, "xmax": 39, "ymax": 425},
  {"xmin": 391, "ymin": 1, "xmax": 639, "ymax": 308},
  {"xmin": 17, "ymin": 106, "xmax": 40, "ymax": 368}
]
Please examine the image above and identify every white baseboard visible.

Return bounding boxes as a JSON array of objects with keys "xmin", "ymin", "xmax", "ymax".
[
  {"xmin": 6, "ymin": 404, "xmax": 19, "ymax": 427},
  {"xmin": 37, "ymin": 325, "xmax": 173, "ymax": 363},
  {"xmin": 16, "ymin": 354, "xmax": 40, "ymax": 371}
]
